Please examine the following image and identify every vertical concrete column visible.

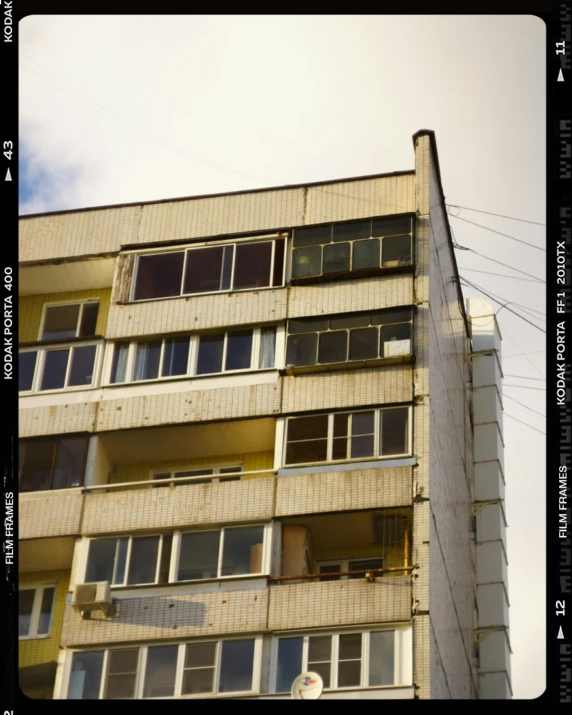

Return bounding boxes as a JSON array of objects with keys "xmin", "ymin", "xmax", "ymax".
[{"xmin": 466, "ymin": 298, "xmax": 512, "ymax": 699}]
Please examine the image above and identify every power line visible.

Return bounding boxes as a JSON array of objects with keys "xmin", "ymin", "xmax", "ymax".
[
  {"xmin": 458, "ymin": 267, "xmax": 543, "ymax": 283},
  {"xmin": 501, "ymin": 329, "xmax": 545, "ymax": 379},
  {"xmin": 460, "ymin": 278, "xmax": 546, "ymax": 333},
  {"xmin": 504, "ymin": 412, "xmax": 546, "ymax": 435},
  {"xmin": 503, "ymin": 394, "xmax": 545, "ymax": 417},
  {"xmin": 504, "ymin": 384, "xmax": 546, "ymax": 391},
  {"xmin": 449, "ymin": 213, "xmax": 545, "ymax": 252},
  {"xmin": 504, "ymin": 374, "xmax": 545, "ymax": 381},
  {"xmin": 453, "ymin": 243, "xmax": 544, "ymax": 282},
  {"xmin": 503, "ymin": 350, "xmax": 545, "ymax": 359},
  {"xmin": 19, "ymin": 53, "xmax": 266, "ymax": 185},
  {"xmin": 446, "ymin": 203, "xmax": 545, "ymax": 226}
]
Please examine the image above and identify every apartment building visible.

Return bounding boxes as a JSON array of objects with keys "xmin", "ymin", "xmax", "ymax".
[{"xmin": 17, "ymin": 130, "xmax": 511, "ymax": 700}]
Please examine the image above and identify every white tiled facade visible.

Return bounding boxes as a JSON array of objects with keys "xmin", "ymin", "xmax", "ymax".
[{"xmin": 18, "ymin": 131, "xmax": 510, "ymax": 700}]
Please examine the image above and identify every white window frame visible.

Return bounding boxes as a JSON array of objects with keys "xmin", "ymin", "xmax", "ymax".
[
  {"xmin": 129, "ymin": 235, "xmax": 287, "ymax": 303},
  {"xmin": 316, "ymin": 556, "xmax": 386, "ymax": 580},
  {"xmin": 19, "ymin": 340, "xmax": 104, "ymax": 394},
  {"xmin": 151, "ymin": 464, "xmax": 243, "ymax": 488},
  {"xmin": 172, "ymin": 523, "xmax": 271, "ymax": 584},
  {"xmin": 38, "ymin": 299, "xmax": 101, "ymax": 341},
  {"xmin": 105, "ymin": 325, "xmax": 278, "ymax": 385},
  {"xmin": 18, "ymin": 583, "xmax": 57, "ymax": 640},
  {"xmin": 83, "ymin": 534, "xmax": 171, "ymax": 588},
  {"xmin": 283, "ymin": 405, "xmax": 412, "ymax": 467},
  {"xmin": 63, "ymin": 637, "xmax": 263, "ymax": 699},
  {"xmin": 270, "ymin": 627, "xmax": 411, "ymax": 693}
]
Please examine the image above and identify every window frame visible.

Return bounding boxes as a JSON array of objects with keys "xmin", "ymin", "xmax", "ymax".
[
  {"xmin": 18, "ymin": 583, "xmax": 57, "ymax": 640},
  {"xmin": 151, "ymin": 464, "xmax": 243, "ymax": 488},
  {"xmin": 291, "ymin": 214, "xmax": 414, "ymax": 283},
  {"xmin": 106, "ymin": 325, "xmax": 278, "ymax": 385},
  {"xmin": 316, "ymin": 556, "xmax": 386, "ymax": 581},
  {"xmin": 173, "ymin": 523, "xmax": 270, "ymax": 584},
  {"xmin": 19, "ymin": 339, "xmax": 104, "ymax": 394},
  {"xmin": 285, "ymin": 307, "xmax": 413, "ymax": 369},
  {"xmin": 270, "ymin": 628, "xmax": 409, "ymax": 693},
  {"xmin": 19, "ymin": 435, "xmax": 89, "ymax": 493},
  {"xmin": 38, "ymin": 299, "xmax": 101, "ymax": 342},
  {"xmin": 129, "ymin": 235, "xmax": 287, "ymax": 303},
  {"xmin": 83, "ymin": 533, "xmax": 172, "ymax": 588},
  {"xmin": 64, "ymin": 637, "xmax": 263, "ymax": 699},
  {"xmin": 283, "ymin": 406, "xmax": 412, "ymax": 468}
]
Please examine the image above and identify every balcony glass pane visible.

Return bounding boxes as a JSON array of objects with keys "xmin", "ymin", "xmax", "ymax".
[
  {"xmin": 86, "ymin": 539, "xmax": 117, "ymax": 583},
  {"xmin": 105, "ymin": 647, "xmax": 138, "ymax": 698},
  {"xmin": 381, "ymin": 323, "xmax": 412, "ymax": 358},
  {"xmin": 352, "ymin": 238, "xmax": 380, "ymax": 271},
  {"xmin": 380, "ymin": 408, "xmax": 409, "ymax": 455},
  {"xmin": 68, "ymin": 345, "xmax": 97, "ymax": 386},
  {"xmin": 292, "ymin": 246, "xmax": 322, "ymax": 279},
  {"xmin": 196, "ymin": 334, "xmax": 224, "ymax": 375},
  {"xmin": 52, "ymin": 436, "xmax": 87, "ymax": 488},
  {"xmin": 42, "ymin": 304, "xmax": 80, "ymax": 340},
  {"xmin": 37, "ymin": 587, "xmax": 55, "ymax": 635},
  {"xmin": 19, "ymin": 351, "xmax": 37, "ymax": 391},
  {"xmin": 272, "ymin": 238, "xmax": 285, "ymax": 287},
  {"xmin": 40, "ymin": 349, "xmax": 69, "ymax": 390},
  {"xmin": 288, "ymin": 317, "xmax": 330, "ymax": 334},
  {"xmin": 233, "ymin": 242, "xmax": 272, "ymax": 290},
  {"xmin": 134, "ymin": 341, "xmax": 161, "ymax": 381},
  {"xmin": 20, "ymin": 441, "xmax": 55, "ymax": 492},
  {"xmin": 286, "ymin": 333, "xmax": 318, "ymax": 367},
  {"xmin": 349, "ymin": 328, "xmax": 378, "ymax": 361},
  {"xmin": 178, "ymin": 532, "xmax": 220, "ymax": 580},
  {"xmin": 329, "ymin": 313, "xmax": 370, "ymax": 330},
  {"xmin": 221, "ymin": 526, "xmax": 264, "ymax": 576},
  {"xmin": 276, "ymin": 637, "xmax": 303, "ymax": 692},
  {"xmin": 372, "ymin": 215, "xmax": 412, "ymax": 237},
  {"xmin": 369, "ymin": 631, "xmax": 395, "ymax": 685},
  {"xmin": 286, "ymin": 440, "xmax": 328, "ymax": 465},
  {"xmin": 293, "ymin": 225, "xmax": 331, "ymax": 247},
  {"xmin": 162, "ymin": 337, "xmax": 190, "ymax": 377},
  {"xmin": 79, "ymin": 303, "xmax": 99, "ymax": 337},
  {"xmin": 338, "ymin": 660, "xmax": 361, "ymax": 687},
  {"xmin": 318, "ymin": 331, "xmax": 347, "ymax": 364},
  {"xmin": 382, "ymin": 234, "xmax": 412, "ymax": 267},
  {"xmin": 134, "ymin": 252, "xmax": 184, "ymax": 301},
  {"xmin": 18, "ymin": 590, "xmax": 34, "ymax": 636},
  {"xmin": 288, "ymin": 415, "xmax": 328, "ymax": 441},
  {"xmin": 127, "ymin": 536, "xmax": 160, "ymax": 584},
  {"xmin": 185, "ymin": 642, "xmax": 216, "ymax": 669},
  {"xmin": 350, "ymin": 435, "xmax": 374, "ymax": 459},
  {"xmin": 143, "ymin": 645, "xmax": 178, "ymax": 698},
  {"xmin": 225, "ymin": 330, "xmax": 253, "ymax": 371},
  {"xmin": 219, "ymin": 639, "xmax": 255, "ymax": 693},
  {"xmin": 323, "ymin": 242, "xmax": 350, "ymax": 274},
  {"xmin": 371, "ymin": 308, "xmax": 412, "ymax": 325},
  {"xmin": 110, "ymin": 342, "xmax": 129, "ymax": 383},
  {"xmin": 352, "ymin": 411, "xmax": 374, "ymax": 435},
  {"xmin": 183, "ymin": 246, "xmax": 224, "ymax": 294},
  {"xmin": 68, "ymin": 651, "xmax": 104, "ymax": 699},
  {"xmin": 333, "ymin": 220, "xmax": 371, "ymax": 242}
]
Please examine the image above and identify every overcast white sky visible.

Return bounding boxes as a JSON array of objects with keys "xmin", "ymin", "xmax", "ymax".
[{"xmin": 18, "ymin": 15, "xmax": 546, "ymax": 699}]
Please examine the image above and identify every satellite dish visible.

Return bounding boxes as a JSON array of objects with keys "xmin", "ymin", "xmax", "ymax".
[{"xmin": 291, "ymin": 671, "xmax": 324, "ymax": 700}]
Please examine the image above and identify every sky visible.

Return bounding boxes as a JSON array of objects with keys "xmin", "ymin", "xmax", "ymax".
[{"xmin": 18, "ymin": 15, "xmax": 546, "ymax": 699}]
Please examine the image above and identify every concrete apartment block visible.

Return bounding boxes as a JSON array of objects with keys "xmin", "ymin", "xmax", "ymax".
[{"xmin": 17, "ymin": 131, "xmax": 508, "ymax": 700}]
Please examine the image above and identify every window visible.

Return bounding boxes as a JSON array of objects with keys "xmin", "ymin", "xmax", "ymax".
[
  {"xmin": 19, "ymin": 436, "xmax": 88, "ymax": 492},
  {"xmin": 18, "ymin": 584, "xmax": 56, "ymax": 639},
  {"xmin": 286, "ymin": 308, "xmax": 412, "ymax": 368},
  {"xmin": 152, "ymin": 465, "xmax": 242, "ymax": 488},
  {"xmin": 40, "ymin": 301, "xmax": 99, "ymax": 341},
  {"xmin": 85, "ymin": 534, "xmax": 172, "ymax": 586},
  {"xmin": 83, "ymin": 524, "xmax": 267, "ymax": 586},
  {"xmin": 67, "ymin": 639, "xmax": 260, "ymax": 699},
  {"xmin": 284, "ymin": 406, "xmax": 411, "ymax": 466},
  {"xmin": 177, "ymin": 525, "xmax": 265, "ymax": 581},
  {"xmin": 291, "ymin": 215, "xmax": 413, "ymax": 282},
  {"xmin": 109, "ymin": 327, "xmax": 276, "ymax": 384},
  {"xmin": 131, "ymin": 238, "xmax": 286, "ymax": 301},
  {"xmin": 273, "ymin": 630, "xmax": 404, "ymax": 692},
  {"xmin": 19, "ymin": 342, "xmax": 100, "ymax": 393},
  {"xmin": 317, "ymin": 557, "xmax": 385, "ymax": 582}
]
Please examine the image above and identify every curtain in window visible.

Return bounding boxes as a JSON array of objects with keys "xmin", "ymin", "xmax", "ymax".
[{"xmin": 258, "ymin": 328, "xmax": 276, "ymax": 369}]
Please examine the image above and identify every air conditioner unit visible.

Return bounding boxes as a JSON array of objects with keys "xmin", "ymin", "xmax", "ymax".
[{"xmin": 72, "ymin": 581, "xmax": 113, "ymax": 617}]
